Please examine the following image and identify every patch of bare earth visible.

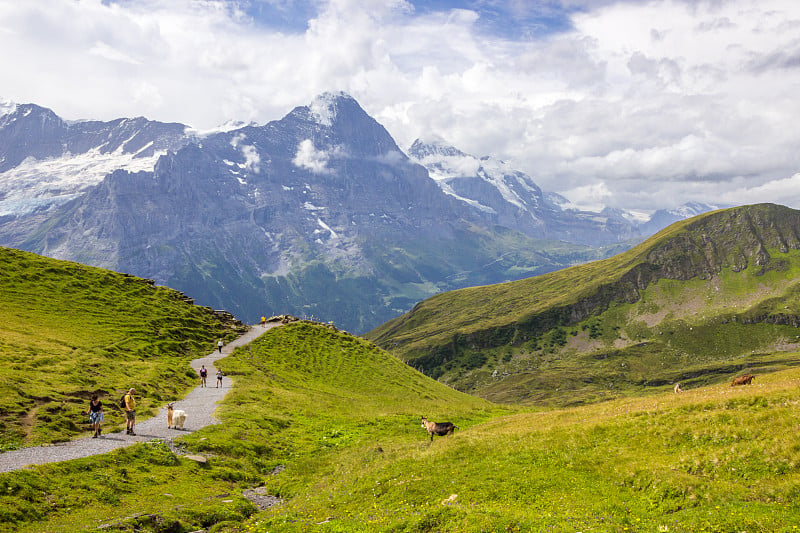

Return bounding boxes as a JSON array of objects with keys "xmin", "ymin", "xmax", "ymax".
[
  {"xmin": 630, "ymin": 279, "xmax": 791, "ymax": 328},
  {"xmin": 20, "ymin": 400, "xmax": 47, "ymax": 443},
  {"xmin": 243, "ymin": 486, "xmax": 282, "ymax": 510},
  {"xmin": 565, "ymin": 330, "xmax": 604, "ymax": 353},
  {"xmin": 766, "ymin": 339, "xmax": 800, "ymax": 353}
]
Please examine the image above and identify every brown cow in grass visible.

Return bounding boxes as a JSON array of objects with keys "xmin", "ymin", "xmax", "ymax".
[
  {"xmin": 731, "ymin": 374, "xmax": 755, "ymax": 386},
  {"xmin": 420, "ymin": 416, "xmax": 457, "ymax": 442}
]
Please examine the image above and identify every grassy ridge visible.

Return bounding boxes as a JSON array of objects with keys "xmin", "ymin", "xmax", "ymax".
[
  {"xmin": 366, "ymin": 204, "xmax": 800, "ymax": 403},
  {"xmin": 365, "ymin": 211, "xmax": 711, "ymax": 354},
  {"xmin": 2, "ymin": 322, "xmax": 799, "ymax": 531},
  {"xmin": 0, "ymin": 246, "xmax": 245, "ymax": 448},
  {"xmin": 192, "ymin": 322, "xmax": 500, "ymax": 480},
  {"xmin": 453, "ymin": 259, "xmax": 800, "ymax": 406}
]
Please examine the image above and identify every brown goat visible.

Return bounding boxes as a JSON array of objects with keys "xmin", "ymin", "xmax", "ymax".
[
  {"xmin": 731, "ymin": 374, "xmax": 755, "ymax": 386},
  {"xmin": 420, "ymin": 416, "xmax": 457, "ymax": 442}
]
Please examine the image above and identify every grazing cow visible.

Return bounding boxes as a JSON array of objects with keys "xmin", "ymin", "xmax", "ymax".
[
  {"xmin": 420, "ymin": 416, "xmax": 457, "ymax": 442},
  {"xmin": 731, "ymin": 374, "xmax": 755, "ymax": 386}
]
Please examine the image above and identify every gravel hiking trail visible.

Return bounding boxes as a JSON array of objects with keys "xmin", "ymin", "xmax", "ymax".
[{"xmin": 0, "ymin": 324, "xmax": 276, "ymax": 473}]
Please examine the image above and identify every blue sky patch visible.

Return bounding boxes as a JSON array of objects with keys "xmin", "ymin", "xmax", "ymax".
[{"xmin": 233, "ymin": 0, "xmax": 578, "ymax": 39}]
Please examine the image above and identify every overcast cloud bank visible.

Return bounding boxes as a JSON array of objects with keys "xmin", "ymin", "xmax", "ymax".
[{"xmin": 1, "ymin": 0, "xmax": 798, "ymax": 213}]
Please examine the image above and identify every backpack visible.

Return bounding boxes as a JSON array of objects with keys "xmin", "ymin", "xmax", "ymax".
[{"xmin": 119, "ymin": 394, "xmax": 127, "ymax": 409}]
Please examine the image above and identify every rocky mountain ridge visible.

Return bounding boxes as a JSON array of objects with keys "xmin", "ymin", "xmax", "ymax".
[{"xmin": 0, "ymin": 93, "xmax": 718, "ymax": 331}]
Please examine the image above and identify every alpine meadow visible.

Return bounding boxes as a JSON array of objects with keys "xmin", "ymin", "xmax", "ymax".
[
  {"xmin": 1, "ymin": 203, "xmax": 800, "ymax": 531},
  {"xmin": 5, "ymin": 0, "xmax": 800, "ymax": 530}
]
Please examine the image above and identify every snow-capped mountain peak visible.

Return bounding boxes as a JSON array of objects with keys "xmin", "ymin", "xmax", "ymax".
[
  {"xmin": 408, "ymin": 137, "xmax": 468, "ymax": 159},
  {"xmin": 309, "ymin": 91, "xmax": 352, "ymax": 127},
  {"xmin": 408, "ymin": 137, "xmax": 546, "ymax": 219}
]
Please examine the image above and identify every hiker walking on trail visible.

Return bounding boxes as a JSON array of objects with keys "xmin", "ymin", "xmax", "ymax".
[
  {"xmin": 261, "ymin": 315, "xmax": 266, "ymax": 327},
  {"xmin": 199, "ymin": 365, "xmax": 208, "ymax": 387},
  {"xmin": 124, "ymin": 388, "xmax": 137, "ymax": 436},
  {"xmin": 216, "ymin": 369, "xmax": 223, "ymax": 388},
  {"xmin": 87, "ymin": 394, "xmax": 104, "ymax": 438},
  {"xmin": 217, "ymin": 339, "xmax": 223, "ymax": 353}
]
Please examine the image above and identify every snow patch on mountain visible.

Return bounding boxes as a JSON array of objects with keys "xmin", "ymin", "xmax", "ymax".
[
  {"xmin": 186, "ymin": 119, "xmax": 258, "ymax": 137},
  {"xmin": 434, "ymin": 179, "xmax": 496, "ymax": 214},
  {"xmin": 304, "ymin": 201, "xmax": 324, "ymax": 211},
  {"xmin": 475, "ymin": 158, "xmax": 528, "ymax": 210},
  {"xmin": 620, "ymin": 209, "xmax": 651, "ymax": 224},
  {"xmin": 316, "ymin": 218, "xmax": 339, "ymax": 239},
  {"xmin": 669, "ymin": 201, "xmax": 721, "ymax": 217}
]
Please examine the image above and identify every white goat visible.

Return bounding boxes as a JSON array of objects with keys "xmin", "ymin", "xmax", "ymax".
[{"xmin": 167, "ymin": 403, "xmax": 187, "ymax": 430}]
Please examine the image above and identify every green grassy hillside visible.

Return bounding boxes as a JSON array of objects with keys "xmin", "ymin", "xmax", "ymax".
[
  {"xmin": 3, "ymin": 322, "xmax": 798, "ymax": 532},
  {"xmin": 246, "ymin": 363, "xmax": 800, "ymax": 532},
  {"xmin": 366, "ymin": 203, "xmax": 800, "ymax": 404},
  {"xmin": 0, "ymin": 321, "xmax": 501, "ymax": 532},
  {"xmin": 0, "ymin": 246, "xmax": 245, "ymax": 448}
]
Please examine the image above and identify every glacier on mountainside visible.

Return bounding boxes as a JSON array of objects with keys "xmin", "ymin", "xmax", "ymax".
[{"xmin": 0, "ymin": 148, "xmax": 165, "ymax": 217}]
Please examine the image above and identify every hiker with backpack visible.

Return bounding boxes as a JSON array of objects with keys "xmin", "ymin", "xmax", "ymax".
[{"xmin": 121, "ymin": 388, "xmax": 137, "ymax": 435}]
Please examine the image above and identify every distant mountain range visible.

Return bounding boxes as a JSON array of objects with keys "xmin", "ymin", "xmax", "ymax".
[
  {"xmin": 0, "ymin": 93, "xmax": 719, "ymax": 332},
  {"xmin": 406, "ymin": 137, "xmax": 719, "ymax": 246}
]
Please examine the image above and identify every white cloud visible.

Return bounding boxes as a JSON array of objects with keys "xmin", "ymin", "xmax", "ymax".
[
  {"xmin": 88, "ymin": 41, "xmax": 142, "ymax": 65},
  {"xmin": 1, "ymin": 0, "xmax": 800, "ymax": 212},
  {"xmin": 293, "ymin": 139, "xmax": 331, "ymax": 174},
  {"xmin": 230, "ymin": 133, "xmax": 261, "ymax": 173},
  {"xmin": 718, "ymin": 173, "xmax": 800, "ymax": 208},
  {"xmin": 560, "ymin": 182, "xmax": 614, "ymax": 213}
]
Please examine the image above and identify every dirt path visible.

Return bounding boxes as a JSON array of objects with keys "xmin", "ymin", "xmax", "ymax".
[{"xmin": 0, "ymin": 324, "xmax": 276, "ymax": 473}]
